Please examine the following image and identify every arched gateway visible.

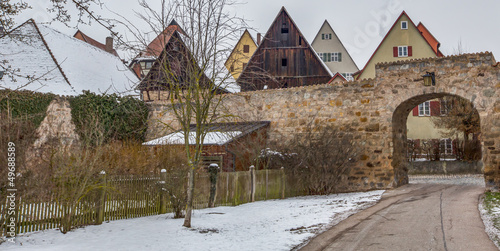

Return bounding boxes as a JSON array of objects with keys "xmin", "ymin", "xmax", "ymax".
[{"xmin": 148, "ymin": 52, "xmax": 500, "ymax": 191}]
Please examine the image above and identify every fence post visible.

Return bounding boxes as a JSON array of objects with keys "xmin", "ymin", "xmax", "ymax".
[
  {"xmin": 249, "ymin": 165, "xmax": 256, "ymax": 202},
  {"xmin": 280, "ymin": 167, "xmax": 285, "ymax": 199},
  {"xmin": 208, "ymin": 164, "xmax": 219, "ymax": 208},
  {"xmin": 160, "ymin": 169, "xmax": 167, "ymax": 214},
  {"xmin": 95, "ymin": 170, "xmax": 106, "ymax": 225}
]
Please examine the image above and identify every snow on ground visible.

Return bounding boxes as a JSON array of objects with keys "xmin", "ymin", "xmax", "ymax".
[
  {"xmin": 1, "ymin": 191, "xmax": 384, "ymax": 251},
  {"xmin": 479, "ymin": 198, "xmax": 500, "ymax": 249}
]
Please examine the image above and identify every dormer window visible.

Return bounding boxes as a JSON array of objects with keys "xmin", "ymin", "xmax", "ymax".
[{"xmin": 401, "ymin": 21, "xmax": 408, "ymax": 29}]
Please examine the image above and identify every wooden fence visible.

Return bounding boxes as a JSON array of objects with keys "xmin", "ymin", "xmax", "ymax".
[{"xmin": 1, "ymin": 167, "xmax": 306, "ymax": 237}]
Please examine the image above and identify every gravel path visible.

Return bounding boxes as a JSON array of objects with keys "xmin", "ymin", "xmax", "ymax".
[{"xmin": 409, "ymin": 174, "xmax": 485, "ymax": 186}]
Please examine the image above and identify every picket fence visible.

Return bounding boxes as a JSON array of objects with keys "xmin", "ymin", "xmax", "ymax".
[{"xmin": 1, "ymin": 168, "xmax": 306, "ymax": 237}]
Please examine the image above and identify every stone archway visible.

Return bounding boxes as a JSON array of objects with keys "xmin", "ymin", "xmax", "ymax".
[{"xmin": 392, "ymin": 93, "xmax": 482, "ymax": 186}]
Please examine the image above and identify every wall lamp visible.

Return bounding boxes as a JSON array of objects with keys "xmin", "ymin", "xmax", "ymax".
[{"xmin": 422, "ymin": 72, "xmax": 435, "ymax": 86}]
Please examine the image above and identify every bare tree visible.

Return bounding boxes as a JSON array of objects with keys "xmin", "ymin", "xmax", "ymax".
[
  {"xmin": 431, "ymin": 96, "xmax": 481, "ymax": 160},
  {"xmin": 116, "ymin": 0, "xmax": 246, "ymax": 227}
]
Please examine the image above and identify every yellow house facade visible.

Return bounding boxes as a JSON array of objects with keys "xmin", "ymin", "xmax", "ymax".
[
  {"xmin": 225, "ymin": 29, "xmax": 257, "ymax": 80},
  {"xmin": 354, "ymin": 11, "xmax": 452, "ymax": 158},
  {"xmin": 355, "ymin": 11, "xmax": 442, "ymax": 80}
]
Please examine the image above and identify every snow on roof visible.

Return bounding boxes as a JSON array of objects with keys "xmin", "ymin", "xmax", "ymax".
[
  {"xmin": 0, "ymin": 19, "xmax": 139, "ymax": 96},
  {"xmin": 143, "ymin": 131, "xmax": 242, "ymax": 146},
  {"xmin": 143, "ymin": 121, "xmax": 270, "ymax": 146}
]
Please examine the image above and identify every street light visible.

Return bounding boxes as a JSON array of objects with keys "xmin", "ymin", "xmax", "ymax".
[{"xmin": 422, "ymin": 72, "xmax": 435, "ymax": 86}]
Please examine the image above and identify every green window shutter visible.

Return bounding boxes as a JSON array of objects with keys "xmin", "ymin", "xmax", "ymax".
[
  {"xmin": 327, "ymin": 53, "xmax": 331, "ymax": 62},
  {"xmin": 338, "ymin": 53, "xmax": 342, "ymax": 62}
]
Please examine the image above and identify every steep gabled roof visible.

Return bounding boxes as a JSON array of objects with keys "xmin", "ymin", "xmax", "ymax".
[
  {"xmin": 0, "ymin": 19, "xmax": 138, "ymax": 95},
  {"xmin": 311, "ymin": 20, "xmax": 359, "ymax": 73},
  {"xmin": 138, "ymin": 19, "xmax": 187, "ymax": 58},
  {"xmin": 327, "ymin": 72, "xmax": 347, "ymax": 84},
  {"xmin": 224, "ymin": 29, "xmax": 257, "ymax": 67},
  {"xmin": 136, "ymin": 30, "xmax": 233, "ymax": 94},
  {"xmin": 237, "ymin": 6, "xmax": 332, "ymax": 91},
  {"xmin": 73, "ymin": 30, "xmax": 119, "ymax": 57},
  {"xmin": 355, "ymin": 11, "xmax": 443, "ymax": 80},
  {"xmin": 417, "ymin": 22, "xmax": 444, "ymax": 57}
]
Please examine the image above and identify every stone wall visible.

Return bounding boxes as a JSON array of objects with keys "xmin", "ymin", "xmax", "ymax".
[
  {"xmin": 147, "ymin": 52, "xmax": 500, "ymax": 191},
  {"xmin": 408, "ymin": 161, "xmax": 483, "ymax": 175},
  {"xmin": 34, "ymin": 97, "xmax": 80, "ymax": 148}
]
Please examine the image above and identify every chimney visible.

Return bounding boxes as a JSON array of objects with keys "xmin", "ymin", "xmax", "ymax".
[
  {"xmin": 257, "ymin": 33, "xmax": 261, "ymax": 45},
  {"xmin": 105, "ymin": 36, "xmax": 113, "ymax": 53}
]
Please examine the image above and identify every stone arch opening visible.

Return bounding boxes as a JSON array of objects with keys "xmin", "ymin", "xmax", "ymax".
[{"xmin": 391, "ymin": 93, "xmax": 482, "ymax": 186}]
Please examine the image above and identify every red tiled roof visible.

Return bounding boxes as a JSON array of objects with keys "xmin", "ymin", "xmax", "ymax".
[
  {"xmin": 328, "ymin": 72, "xmax": 347, "ymax": 83},
  {"xmin": 417, "ymin": 22, "xmax": 444, "ymax": 57},
  {"xmin": 73, "ymin": 30, "xmax": 119, "ymax": 57},
  {"xmin": 140, "ymin": 21, "xmax": 187, "ymax": 58}
]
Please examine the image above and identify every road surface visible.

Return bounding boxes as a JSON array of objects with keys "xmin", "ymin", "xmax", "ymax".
[{"xmin": 301, "ymin": 183, "xmax": 497, "ymax": 250}]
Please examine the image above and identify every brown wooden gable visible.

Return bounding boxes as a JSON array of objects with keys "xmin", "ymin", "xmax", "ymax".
[
  {"xmin": 137, "ymin": 31, "xmax": 228, "ymax": 95},
  {"xmin": 237, "ymin": 7, "xmax": 331, "ymax": 92}
]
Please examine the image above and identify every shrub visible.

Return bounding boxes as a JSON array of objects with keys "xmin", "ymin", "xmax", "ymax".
[{"xmin": 268, "ymin": 126, "xmax": 359, "ymax": 195}]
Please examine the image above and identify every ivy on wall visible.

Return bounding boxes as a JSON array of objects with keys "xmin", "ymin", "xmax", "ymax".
[
  {"xmin": 0, "ymin": 90, "xmax": 56, "ymax": 128},
  {"xmin": 68, "ymin": 91, "xmax": 149, "ymax": 146}
]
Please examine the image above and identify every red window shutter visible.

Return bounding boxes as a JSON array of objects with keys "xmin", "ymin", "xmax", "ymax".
[
  {"xmin": 393, "ymin": 47, "xmax": 398, "ymax": 57},
  {"xmin": 430, "ymin": 101, "xmax": 440, "ymax": 116},
  {"xmin": 408, "ymin": 46, "xmax": 413, "ymax": 56},
  {"xmin": 412, "ymin": 106, "xmax": 418, "ymax": 116},
  {"xmin": 452, "ymin": 139, "xmax": 457, "ymax": 155}
]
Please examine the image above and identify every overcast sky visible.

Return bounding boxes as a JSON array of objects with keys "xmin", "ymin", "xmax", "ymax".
[{"xmin": 16, "ymin": 0, "xmax": 500, "ymax": 68}]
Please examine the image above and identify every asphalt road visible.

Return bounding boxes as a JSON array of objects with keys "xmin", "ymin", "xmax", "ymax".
[{"xmin": 301, "ymin": 183, "xmax": 497, "ymax": 251}]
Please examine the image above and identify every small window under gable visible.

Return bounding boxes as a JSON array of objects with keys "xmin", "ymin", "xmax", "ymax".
[
  {"xmin": 243, "ymin": 45, "xmax": 250, "ymax": 53},
  {"xmin": 281, "ymin": 23, "xmax": 288, "ymax": 34},
  {"xmin": 281, "ymin": 58, "xmax": 288, "ymax": 67},
  {"xmin": 401, "ymin": 21, "xmax": 408, "ymax": 29}
]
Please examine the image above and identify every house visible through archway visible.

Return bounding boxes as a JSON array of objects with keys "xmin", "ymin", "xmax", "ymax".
[
  {"xmin": 392, "ymin": 93, "xmax": 482, "ymax": 185},
  {"xmin": 406, "ymin": 95, "xmax": 481, "ymax": 174}
]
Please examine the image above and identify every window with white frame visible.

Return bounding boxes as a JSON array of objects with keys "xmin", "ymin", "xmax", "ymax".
[
  {"xmin": 440, "ymin": 98, "xmax": 450, "ymax": 115},
  {"xmin": 331, "ymin": 52, "xmax": 339, "ymax": 62},
  {"xmin": 401, "ymin": 21, "xmax": 408, "ymax": 29},
  {"xmin": 418, "ymin": 101, "xmax": 430, "ymax": 116},
  {"xmin": 398, "ymin": 46, "xmax": 408, "ymax": 57},
  {"xmin": 341, "ymin": 73, "xmax": 354, "ymax": 81},
  {"xmin": 440, "ymin": 138, "xmax": 453, "ymax": 157},
  {"xmin": 318, "ymin": 52, "xmax": 341, "ymax": 62}
]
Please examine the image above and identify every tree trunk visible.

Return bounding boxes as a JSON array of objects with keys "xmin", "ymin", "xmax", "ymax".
[{"xmin": 183, "ymin": 168, "xmax": 195, "ymax": 228}]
